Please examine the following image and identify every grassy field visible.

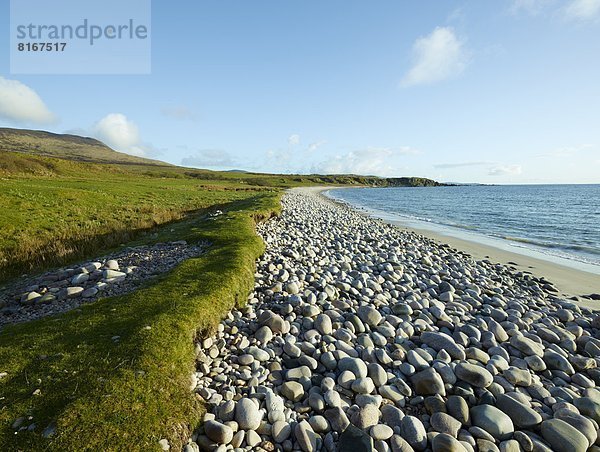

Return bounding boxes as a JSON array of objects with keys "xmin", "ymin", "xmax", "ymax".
[
  {"xmin": 0, "ymin": 146, "xmax": 287, "ymax": 450},
  {"xmin": 0, "ymin": 191, "xmax": 280, "ymax": 451},
  {"xmin": 0, "ymin": 161, "xmax": 253, "ymax": 283}
]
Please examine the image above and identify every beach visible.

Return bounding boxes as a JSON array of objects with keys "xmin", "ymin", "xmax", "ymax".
[
  {"xmin": 317, "ymin": 187, "xmax": 600, "ymax": 310},
  {"xmin": 188, "ymin": 187, "xmax": 600, "ymax": 452}
]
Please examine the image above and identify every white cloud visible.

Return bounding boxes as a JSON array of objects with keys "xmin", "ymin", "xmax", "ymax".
[
  {"xmin": 0, "ymin": 76, "xmax": 57, "ymax": 125},
  {"xmin": 488, "ymin": 164, "xmax": 522, "ymax": 176},
  {"xmin": 92, "ymin": 113, "xmax": 148, "ymax": 156},
  {"xmin": 311, "ymin": 147, "xmax": 413, "ymax": 177},
  {"xmin": 288, "ymin": 134, "xmax": 301, "ymax": 146},
  {"xmin": 564, "ymin": 0, "xmax": 600, "ymax": 20},
  {"xmin": 510, "ymin": 0, "xmax": 554, "ymax": 15},
  {"xmin": 433, "ymin": 161, "xmax": 491, "ymax": 169},
  {"xmin": 534, "ymin": 143, "xmax": 595, "ymax": 158},
  {"xmin": 510, "ymin": 0, "xmax": 600, "ymax": 20},
  {"xmin": 400, "ymin": 27, "xmax": 468, "ymax": 87},
  {"xmin": 161, "ymin": 105, "xmax": 196, "ymax": 121},
  {"xmin": 308, "ymin": 140, "xmax": 327, "ymax": 153},
  {"xmin": 395, "ymin": 146, "xmax": 422, "ymax": 155},
  {"xmin": 181, "ymin": 149, "xmax": 237, "ymax": 168}
]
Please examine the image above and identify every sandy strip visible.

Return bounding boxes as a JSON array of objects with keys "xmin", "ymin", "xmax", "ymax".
[{"xmin": 302, "ymin": 186, "xmax": 600, "ymax": 310}]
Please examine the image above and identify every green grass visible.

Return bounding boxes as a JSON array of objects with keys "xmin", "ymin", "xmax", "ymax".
[
  {"xmin": 0, "ymin": 192, "xmax": 281, "ymax": 451},
  {"xmin": 0, "ymin": 154, "xmax": 267, "ymax": 283}
]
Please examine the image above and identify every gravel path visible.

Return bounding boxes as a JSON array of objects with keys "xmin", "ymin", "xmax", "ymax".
[
  {"xmin": 0, "ymin": 241, "xmax": 207, "ymax": 327},
  {"xmin": 186, "ymin": 189, "xmax": 600, "ymax": 452}
]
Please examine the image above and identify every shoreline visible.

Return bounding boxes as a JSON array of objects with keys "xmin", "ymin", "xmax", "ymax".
[
  {"xmin": 191, "ymin": 187, "xmax": 600, "ymax": 452},
  {"xmin": 309, "ymin": 186, "xmax": 600, "ymax": 309}
]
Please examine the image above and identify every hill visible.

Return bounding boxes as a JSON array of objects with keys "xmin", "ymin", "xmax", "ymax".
[
  {"xmin": 0, "ymin": 127, "xmax": 170, "ymax": 166},
  {"xmin": 0, "ymin": 127, "xmax": 442, "ymax": 187}
]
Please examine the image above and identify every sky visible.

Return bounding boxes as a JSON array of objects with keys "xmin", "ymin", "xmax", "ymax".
[{"xmin": 1, "ymin": 0, "xmax": 599, "ymax": 184}]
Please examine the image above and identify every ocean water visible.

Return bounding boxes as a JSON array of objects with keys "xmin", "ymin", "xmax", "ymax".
[{"xmin": 327, "ymin": 185, "xmax": 600, "ymax": 271}]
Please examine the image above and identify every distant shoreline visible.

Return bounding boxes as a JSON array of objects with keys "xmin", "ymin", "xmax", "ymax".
[{"xmin": 311, "ymin": 186, "xmax": 600, "ymax": 309}]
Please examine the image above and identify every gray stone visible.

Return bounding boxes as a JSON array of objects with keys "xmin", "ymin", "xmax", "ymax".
[
  {"xmin": 235, "ymin": 397, "xmax": 262, "ymax": 430},
  {"xmin": 430, "ymin": 412, "xmax": 462, "ymax": 437},
  {"xmin": 540, "ymin": 419, "xmax": 588, "ymax": 452},
  {"xmin": 285, "ymin": 281, "xmax": 300, "ymax": 294},
  {"xmin": 315, "ymin": 314, "xmax": 333, "ymax": 335},
  {"xmin": 308, "ymin": 415, "xmax": 329, "ymax": 433},
  {"xmin": 204, "ymin": 420, "xmax": 233, "ymax": 444},
  {"xmin": 338, "ymin": 357, "xmax": 368, "ymax": 378},
  {"xmin": 324, "ymin": 407, "xmax": 350, "ymax": 433},
  {"xmin": 65, "ymin": 286, "xmax": 84, "ymax": 298},
  {"xmin": 411, "ymin": 367, "xmax": 446, "ymax": 396},
  {"xmin": 103, "ymin": 269, "xmax": 126, "ymax": 280},
  {"xmin": 339, "ymin": 423, "xmax": 374, "ymax": 452},
  {"xmin": 510, "ymin": 335, "xmax": 544, "ymax": 357},
  {"xmin": 247, "ymin": 346, "xmax": 269, "ymax": 361},
  {"xmin": 503, "ymin": 367, "xmax": 532, "ymax": 386},
  {"xmin": 401, "ymin": 415, "xmax": 427, "ymax": 451},
  {"xmin": 446, "ymin": 396, "xmax": 469, "ymax": 425},
  {"xmin": 380, "ymin": 384, "xmax": 407, "ymax": 402},
  {"xmin": 238, "ymin": 354, "xmax": 254, "ymax": 366},
  {"xmin": 371, "ymin": 424, "xmax": 394, "ymax": 441},
  {"xmin": 255, "ymin": 325, "xmax": 273, "ymax": 344},
  {"xmin": 294, "ymin": 420, "xmax": 318, "ymax": 452},
  {"xmin": 81, "ymin": 287, "xmax": 98, "ymax": 298},
  {"xmin": 352, "ymin": 377, "xmax": 375, "ymax": 394},
  {"xmin": 390, "ymin": 435, "xmax": 416, "ymax": 452},
  {"xmin": 432, "ymin": 433, "xmax": 468, "ymax": 452},
  {"xmin": 381, "ymin": 404, "xmax": 404, "ymax": 428},
  {"xmin": 544, "ymin": 350, "xmax": 575, "ymax": 374},
  {"xmin": 554, "ymin": 409, "xmax": 597, "ymax": 447},
  {"xmin": 477, "ymin": 439, "xmax": 500, "ymax": 452},
  {"xmin": 495, "ymin": 393, "xmax": 542, "ymax": 429},
  {"xmin": 455, "ymin": 362, "xmax": 493, "ymax": 388},
  {"xmin": 573, "ymin": 397, "xmax": 600, "ymax": 423},
  {"xmin": 421, "ymin": 332, "xmax": 466, "ymax": 360},
  {"xmin": 357, "ymin": 305, "xmax": 382, "ymax": 327},
  {"xmin": 272, "ymin": 420, "xmax": 292, "ymax": 443},
  {"xmin": 71, "ymin": 273, "xmax": 89, "ymax": 285},
  {"xmin": 246, "ymin": 429, "xmax": 261, "ymax": 447},
  {"xmin": 499, "ymin": 440, "xmax": 520, "ymax": 452},
  {"xmin": 368, "ymin": 363, "xmax": 388, "ymax": 387},
  {"xmin": 470, "ymin": 405, "xmax": 514, "ymax": 441},
  {"xmin": 352, "ymin": 403, "xmax": 380, "ymax": 430},
  {"xmin": 281, "ymin": 381, "xmax": 304, "ymax": 402},
  {"xmin": 217, "ymin": 400, "xmax": 235, "ymax": 422}
]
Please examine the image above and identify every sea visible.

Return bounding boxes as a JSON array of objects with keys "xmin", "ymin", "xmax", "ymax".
[{"xmin": 326, "ymin": 185, "xmax": 600, "ymax": 274}]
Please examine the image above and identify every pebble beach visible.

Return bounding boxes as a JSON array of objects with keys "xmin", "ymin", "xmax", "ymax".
[{"xmin": 186, "ymin": 188, "xmax": 600, "ymax": 452}]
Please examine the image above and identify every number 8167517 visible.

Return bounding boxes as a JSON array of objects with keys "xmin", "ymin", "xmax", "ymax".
[{"xmin": 17, "ymin": 42, "xmax": 67, "ymax": 51}]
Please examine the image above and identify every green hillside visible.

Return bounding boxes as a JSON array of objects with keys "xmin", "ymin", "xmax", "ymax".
[{"xmin": 0, "ymin": 127, "xmax": 170, "ymax": 166}]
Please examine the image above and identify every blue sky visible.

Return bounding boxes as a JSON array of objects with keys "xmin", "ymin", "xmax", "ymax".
[{"xmin": 1, "ymin": 0, "xmax": 599, "ymax": 183}]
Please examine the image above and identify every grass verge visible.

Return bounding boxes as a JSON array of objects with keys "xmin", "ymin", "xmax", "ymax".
[{"xmin": 0, "ymin": 191, "xmax": 281, "ymax": 451}]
